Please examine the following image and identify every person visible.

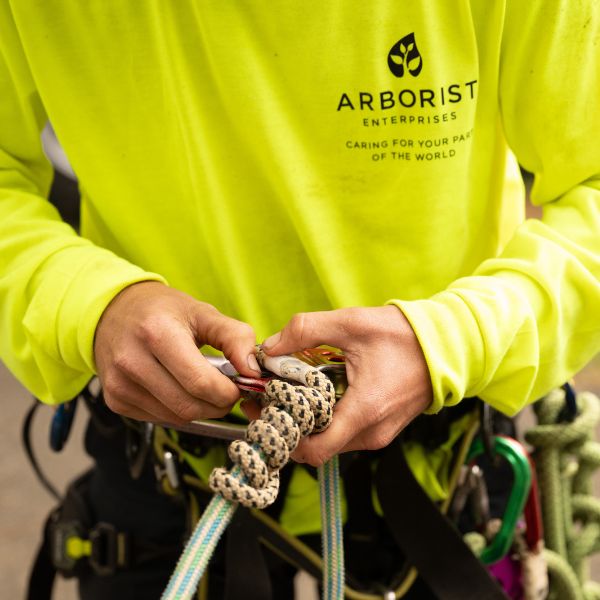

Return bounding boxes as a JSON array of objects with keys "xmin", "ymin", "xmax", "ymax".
[{"xmin": 1, "ymin": 1, "xmax": 599, "ymax": 598}]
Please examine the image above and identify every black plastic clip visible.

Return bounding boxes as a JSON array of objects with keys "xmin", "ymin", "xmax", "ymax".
[
  {"xmin": 89, "ymin": 522, "xmax": 130, "ymax": 576},
  {"xmin": 557, "ymin": 382, "xmax": 579, "ymax": 423}
]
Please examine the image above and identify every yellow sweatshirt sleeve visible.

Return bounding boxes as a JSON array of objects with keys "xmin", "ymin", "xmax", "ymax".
[
  {"xmin": 390, "ymin": 1, "xmax": 600, "ymax": 415},
  {"xmin": 0, "ymin": 8, "xmax": 165, "ymax": 404}
]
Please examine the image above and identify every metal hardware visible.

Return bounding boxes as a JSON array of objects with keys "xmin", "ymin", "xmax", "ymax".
[
  {"xmin": 163, "ymin": 451, "xmax": 181, "ymax": 489},
  {"xmin": 449, "ymin": 464, "xmax": 490, "ymax": 528},
  {"xmin": 469, "ymin": 465, "xmax": 491, "ymax": 528},
  {"xmin": 125, "ymin": 422, "xmax": 154, "ymax": 479},
  {"xmin": 158, "ymin": 419, "xmax": 247, "ymax": 441},
  {"xmin": 160, "ymin": 349, "xmax": 348, "ymax": 440},
  {"xmin": 467, "ymin": 435, "xmax": 532, "ymax": 565}
]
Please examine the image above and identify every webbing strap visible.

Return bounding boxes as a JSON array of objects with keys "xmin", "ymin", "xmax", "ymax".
[
  {"xmin": 27, "ymin": 510, "xmax": 57, "ymax": 600},
  {"xmin": 225, "ymin": 509, "xmax": 272, "ymax": 600},
  {"xmin": 375, "ymin": 438, "xmax": 509, "ymax": 600}
]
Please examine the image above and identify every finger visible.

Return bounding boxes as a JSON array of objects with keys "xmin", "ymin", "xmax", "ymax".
[
  {"xmin": 336, "ymin": 394, "xmax": 427, "ymax": 454},
  {"xmin": 129, "ymin": 355, "xmax": 240, "ymax": 421},
  {"xmin": 113, "ymin": 345, "xmax": 235, "ymax": 419},
  {"xmin": 109, "ymin": 403, "xmax": 161, "ymax": 424},
  {"xmin": 291, "ymin": 387, "xmax": 365, "ymax": 467},
  {"xmin": 334, "ymin": 421, "xmax": 401, "ymax": 455},
  {"xmin": 239, "ymin": 398, "xmax": 262, "ymax": 421},
  {"xmin": 103, "ymin": 374, "xmax": 186, "ymax": 423},
  {"xmin": 261, "ymin": 308, "xmax": 359, "ymax": 356},
  {"xmin": 192, "ymin": 307, "xmax": 260, "ymax": 377},
  {"xmin": 140, "ymin": 317, "xmax": 242, "ymax": 407}
]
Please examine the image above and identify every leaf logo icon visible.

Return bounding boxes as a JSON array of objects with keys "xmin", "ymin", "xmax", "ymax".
[{"xmin": 387, "ymin": 33, "xmax": 423, "ymax": 78}]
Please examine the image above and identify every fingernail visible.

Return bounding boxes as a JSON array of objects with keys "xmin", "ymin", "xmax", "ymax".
[
  {"xmin": 262, "ymin": 332, "xmax": 281, "ymax": 351},
  {"xmin": 247, "ymin": 353, "xmax": 260, "ymax": 373}
]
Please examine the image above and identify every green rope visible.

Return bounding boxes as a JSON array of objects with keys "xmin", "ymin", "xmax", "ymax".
[
  {"xmin": 544, "ymin": 548, "xmax": 584, "ymax": 600},
  {"xmin": 525, "ymin": 389, "xmax": 600, "ymax": 599}
]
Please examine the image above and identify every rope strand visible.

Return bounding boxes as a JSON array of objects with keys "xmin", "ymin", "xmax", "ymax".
[
  {"xmin": 526, "ymin": 388, "xmax": 600, "ymax": 598},
  {"xmin": 162, "ymin": 355, "xmax": 344, "ymax": 600}
]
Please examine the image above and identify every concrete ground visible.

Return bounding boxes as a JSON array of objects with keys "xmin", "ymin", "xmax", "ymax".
[
  {"xmin": 0, "ymin": 362, "xmax": 89, "ymax": 600},
  {"xmin": 1, "ymin": 358, "xmax": 599, "ymax": 599}
]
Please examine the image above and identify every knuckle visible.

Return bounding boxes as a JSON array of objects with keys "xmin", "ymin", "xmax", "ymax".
[
  {"xmin": 181, "ymin": 370, "xmax": 209, "ymax": 398},
  {"xmin": 196, "ymin": 301, "xmax": 219, "ymax": 317},
  {"xmin": 363, "ymin": 429, "xmax": 395, "ymax": 451},
  {"xmin": 362, "ymin": 396, "xmax": 386, "ymax": 426},
  {"xmin": 236, "ymin": 321, "xmax": 255, "ymax": 339},
  {"xmin": 103, "ymin": 387, "xmax": 126, "ymax": 414},
  {"xmin": 102, "ymin": 372, "xmax": 125, "ymax": 399},
  {"xmin": 340, "ymin": 307, "xmax": 364, "ymax": 335},
  {"xmin": 113, "ymin": 352, "xmax": 135, "ymax": 376},
  {"xmin": 288, "ymin": 313, "xmax": 310, "ymax": 344},
  {"xmin": 137, "ymin": 316, "xmax": 168, "ymax": 348},
  {"xmin": 171, "ymin": 397, "xmax": 201, "ymax": 422},
  {"xmin": 305, "ymin": 450, "xmax": 328, "ymax": 468}
]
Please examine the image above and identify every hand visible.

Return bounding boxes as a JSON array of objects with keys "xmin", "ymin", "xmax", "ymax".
[
  {"xmin": 94, "ymin": 281, "xmax": 260, "ymax": 424},
  {"xmin": 259, "ymin": 306, "xmax": 433, "ymax": 466}
]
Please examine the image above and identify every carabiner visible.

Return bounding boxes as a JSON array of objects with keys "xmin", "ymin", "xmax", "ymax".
[{"xmin": 466, "ymin": 435, "xmax": 532, "ymax": 564}]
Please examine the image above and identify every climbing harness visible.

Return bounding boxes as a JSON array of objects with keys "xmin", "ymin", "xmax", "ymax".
[
  {"xmin": 162, "ymin": 349, "xmax": 345, "ymax": 600},
  {"xmin": 24, "ymin": 346, "xmax": 600, "ymax": 600},
  {"xmin": 160, "ymin": 351, "xmax": 512, "ymax": 600},
  {"xmin": 24, "ymin": 351, "xmax": 510, "ymax": 600}
]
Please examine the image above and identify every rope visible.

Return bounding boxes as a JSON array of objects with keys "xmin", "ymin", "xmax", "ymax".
[
  {"xmin": 161, "ymin": 353, "xmax": 342, "ymax": 600},
  {"xmin": 525, "ymin": 388, "xmax": 600, "ymax": 599},
  {"xmin": 321, "ymin": 456, "xmax": 344, "ymax": 600}
]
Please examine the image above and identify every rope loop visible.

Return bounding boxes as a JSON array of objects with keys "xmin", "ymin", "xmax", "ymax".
[
  {"xmin": 527, "ymin": 388, "xmax": 600, "ymax": 598},
  {"xmin": 209, "ymin": 359, "xmax": 337, "ymax": 509}
]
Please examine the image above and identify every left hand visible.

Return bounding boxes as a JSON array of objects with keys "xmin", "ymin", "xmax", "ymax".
[{"xmin": 249, "ymin": 305, "xmax": 433, "ymax": 467}]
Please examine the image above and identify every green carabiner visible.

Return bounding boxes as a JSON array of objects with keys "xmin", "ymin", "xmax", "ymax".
[{"xmin": 466, "ymin": 435, "xmax": 532, "ymax": 565}]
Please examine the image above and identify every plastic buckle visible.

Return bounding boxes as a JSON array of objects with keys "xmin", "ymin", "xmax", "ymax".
[
  {"xmin": 50, "ymin": 519, "xmax": 83, "ymax": 574},
  {"xmin": 89, "ymin": 522, "xmax": 129, "ymax": 576},
  {"xmin": 49, "ymin": 396, "xmax": 78, "ymax": 452}
]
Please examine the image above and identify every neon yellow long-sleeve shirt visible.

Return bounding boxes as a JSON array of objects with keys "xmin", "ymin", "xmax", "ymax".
[{"xmin": 1, "ymin": 1, "xmax": 600, "ymax": 533}]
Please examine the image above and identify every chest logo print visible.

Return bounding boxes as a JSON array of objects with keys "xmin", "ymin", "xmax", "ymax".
[{"xmin": 388, "ymin": 33, "xmax": 423, "ymax": 78}]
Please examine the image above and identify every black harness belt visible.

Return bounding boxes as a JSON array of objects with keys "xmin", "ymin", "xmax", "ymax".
[{"xmin": 375, "ymin": 437, "xmax": 509, "ymax": 600}]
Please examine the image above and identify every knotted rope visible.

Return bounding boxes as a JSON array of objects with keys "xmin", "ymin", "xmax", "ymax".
[
  {"xmin": 162, "ymin": 352, "xmax": 344, "ymax": 600},
  {"xmin": 525, "ymin": 388, "xmax": 600, "ymax": 600}
]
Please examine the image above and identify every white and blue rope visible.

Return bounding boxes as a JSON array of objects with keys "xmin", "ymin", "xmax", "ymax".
[{"xmin": 320, "ymin": 455, "xmax": 345, "ymax": 600}]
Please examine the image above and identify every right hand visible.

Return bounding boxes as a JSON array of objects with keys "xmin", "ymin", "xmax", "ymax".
[{"xmin": 94, "ymin": 281, "xmax": 260, "ymax": 424}]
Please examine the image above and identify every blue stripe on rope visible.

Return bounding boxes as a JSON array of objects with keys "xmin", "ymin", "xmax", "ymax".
[
  {"xmin": 162, "ymin": 486, "xmax": 237, "ymax": 599},
  {"xmin": 319, "ymin": 455, "xmax": 345, "ymax": 600}
]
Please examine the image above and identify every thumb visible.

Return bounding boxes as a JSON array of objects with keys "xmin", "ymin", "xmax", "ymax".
[
  {"xmin": 292, "ymin": 386, "xmax": 363, "ymax": 466},
  {"xmin": 262, "ymin": 310, "xmax": 352, "ymax": 356}
]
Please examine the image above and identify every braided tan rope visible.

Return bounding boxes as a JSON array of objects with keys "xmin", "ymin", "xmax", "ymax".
[
  {"xmin": 163, "ymin": 354, "xmax": 341, "ymax": 600},
  {"xmin": 209, "ymin": 360, "xmax": 336, "ymax": 508}
]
